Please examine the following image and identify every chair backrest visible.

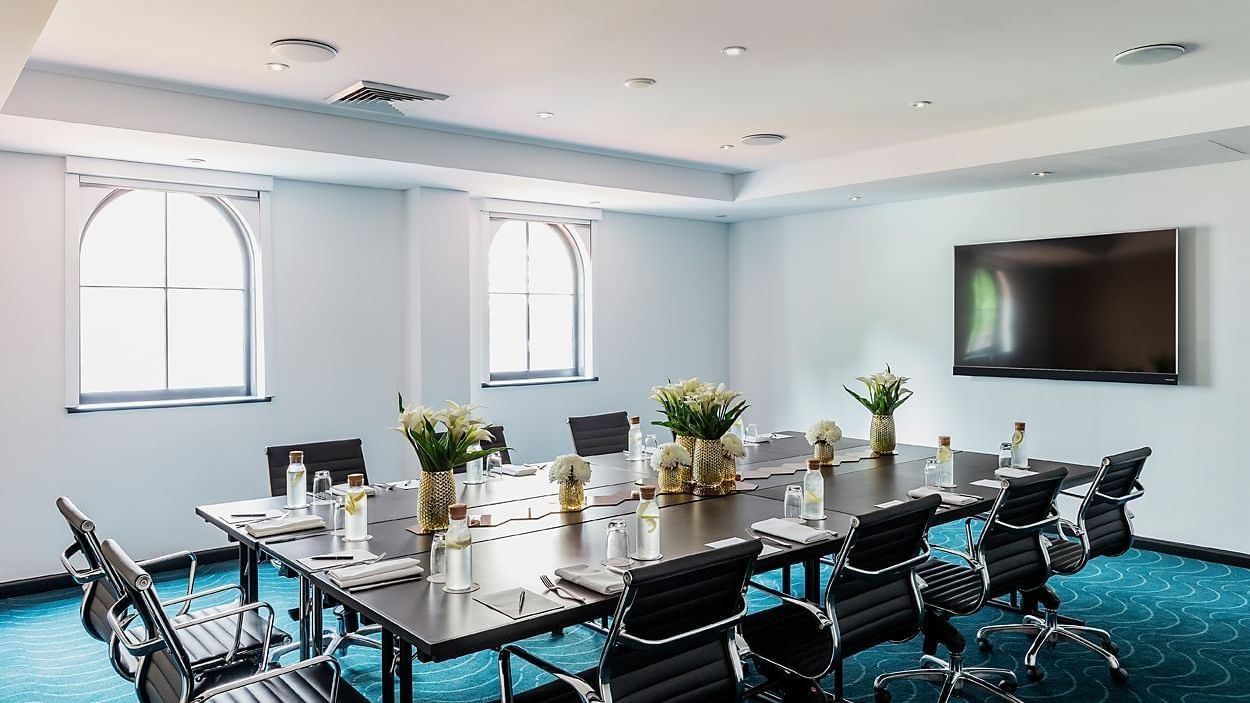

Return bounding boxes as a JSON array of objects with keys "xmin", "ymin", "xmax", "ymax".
[
  {"xmin": 825, "ymin": 494, "xmax": 940, "ymax": 660},
  {"xmin": 264, "ymin": 438, "xmax": 366, "ymax": 497},
  {"xmin": 1076, "ymin": 447, "xmax": 1149, "ymax": 560},
  {"xmin": 975, "ymin": 468, "xmax": 1068, "ymax": 598},
  {"xmin": 55, "ymin": 497, "xmax": 125, "ymax": 644},
  {"xmin": 99, "ymin": 539, "xmax": 195, "ymax": 703},
  {"xmin": 568, "ymin": 412, "xmax": 630, "ymax": 456},
  {"xmin": 436, "ymin": 425, "xmax": 511, "ymax": 473},
  {"xmin": 599, "ymin": 539, "xmax": 761, "ymax": 703}
]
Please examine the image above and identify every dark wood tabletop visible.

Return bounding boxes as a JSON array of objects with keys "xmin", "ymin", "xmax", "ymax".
[{"xmin": 310, "ymin": 492, "xmax": 854, "ymax": 661}]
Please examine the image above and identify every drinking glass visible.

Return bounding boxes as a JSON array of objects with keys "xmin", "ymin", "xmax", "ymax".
[
  {"xmin": 783, "ymin": 485, "xmax": 803, "ymax": 520},
  {"xmin": 311, "ymin": 470, "xmax": 333, "ymax": 505},
  {"xmin": 486, "ymin": 453, "xmax": 503, "ymax": 477},
  {"xmin": 745, "ymin": 424, "xmax": 760, "ymax": 443},
  {"xmin": 643, "ymin": 434, "xmax": 659, "ymax": 455},
  {"xmin": 998, "ymin": 442, "xmax": 1013, "ymax": 469},
  {"xmin": 330, "ymin": 494, "xmax": 346, "ymax": 535},
  {"xmin": 603, "ymin": 519, "xmax": 632, "ymax": 568},
  {"xmin": 924, "ymin": 459, "xmax": 941, "ymax": 488},
  {"xmin": 427, "ymin": 532, "xmax": 447, "ymax": 584}
]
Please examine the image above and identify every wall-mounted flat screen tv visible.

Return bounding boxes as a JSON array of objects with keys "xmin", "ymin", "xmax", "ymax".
[{"xmin": 953, "ymin": 228, "xmax": 1178, "ymax": 385}]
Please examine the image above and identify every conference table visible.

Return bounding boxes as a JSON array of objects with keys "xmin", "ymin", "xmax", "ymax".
[{"xmin": 196, "ymin": 433, "xmax": 1098, "ymax": 703}]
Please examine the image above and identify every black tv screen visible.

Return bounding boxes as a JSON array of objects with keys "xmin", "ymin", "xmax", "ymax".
[{"xmin": 953, "ymin": 229, "xmax": 1177, "ymax": 385}]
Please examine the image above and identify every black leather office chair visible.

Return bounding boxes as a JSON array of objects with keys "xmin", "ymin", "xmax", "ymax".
[
  {"xmin": 54, "ymin": 497, "xmax": 288, "ymax": 682},
  {"xmin": 976, "ymin": 448, "xmax": 1149, "ymax": 683},
  {"xmin": 265, "ymin": 438, "xmax": 367, "ymax": 495},
  {"xmin": 263, "ymin": 439, "xmax": 380, "ymax": 658},
  {"xmin": 567, "ymin": 412, "xmax": 630, "ymax": 456},
  {"xmin": 741, "ymin": 495, "xmax": 942, "ymax": 702},
  {"xmin": 496, "ymin": 539, "xmax": 762, "ymax": 703},
  {"xmin": 100, "ymin": 539, "xmax": 366, "ymax": 703},
  {"xmin": 875, "ymin": 468, "xmax": 1068, "ymax": 703}
]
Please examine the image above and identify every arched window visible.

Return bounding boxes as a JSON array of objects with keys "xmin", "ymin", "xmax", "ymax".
[
  {"xmin": 77, "ymin": 187, "xmax": 256, "ymax": 404},
  {"xmin": 486, "ymin": 218, "xmax": 589, "ymax": 382}
]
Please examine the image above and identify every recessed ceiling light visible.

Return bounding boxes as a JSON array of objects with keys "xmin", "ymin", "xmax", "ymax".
[
  {"xmin": 1032, "ymin": 170, "xmax": 1053, "ymax": 178},
  {"xmin": 1114, "ymin": 43, "xmax": 1186, "ymax": 66},
  {"xmin": 910, "ymin": 100, "xmax": 933, "ymax": 109},
  {"xmin": 265, "ymin": 62, "xmax": 290, "ymax": 72},
  {"xmin": 719, "ymin": 144, "xmax": 735, "ymax": 150},
  {"xmin": 535, "ymin": 111, "xmax": 555, "ymax": 119},
  {"xmin": 186, "ymin": 157, "xmax": 206, "ymax": 164},
  {"xmin": 623, "ymin": 77, "xmax": 656, "ymax": 89},
  {"xmin": 740, "ymin": 133, "xmax": 786, "ymax": 146},
  {"xmin": 721, "ymin": 45, "xmax": 748, "ymax": 56},
  {"xmin": 849, "ymin": 195, "xmax": 862, "ymax": 202},
  {"xmin": 270, "ymin": 39, "xmax": 338, "ymax": 63},
  {"xmin": 715, "ymin": 214, "xmax": 728, "ymax": 218}
]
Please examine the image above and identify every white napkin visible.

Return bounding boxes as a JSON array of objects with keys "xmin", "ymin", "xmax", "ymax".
[
  {"xmin": 328, "ymin": 557, "xmax": 424, "ymax": 589},
  {"xmin": 706, "ymin": 536, "xmax": 781, "ymax": 557},
  {"xmin": 750, "ymin": 518, "xmax": 836, "ymax": 544},
  {"xmin": 245, "ymin": 514, "xmax": 325, "ymax": 538},
  {"xmin": 907, "ymin": 487, "xmax": 981, "ymax": 507},
  {"xmin": 554, "ymin": 563, "xmax": 625, "ymax": 595},
  {"xmin": 995, "ymin": 467, "xmax": 1036, "ymax": 479},
  {"xmin": 499, "ymin": 464, "xmax": 537, "ymax": 476},
  {"xmin": 331, "ymin": 484, "xmax": 378, "ymax": 496},
  {"xmin": 971, "ymin": 479, "xmax": 1005, "ymax": 489},
  {"xmin": 296, "ymin": 550, "xmax": 377, "ymax": 571}
]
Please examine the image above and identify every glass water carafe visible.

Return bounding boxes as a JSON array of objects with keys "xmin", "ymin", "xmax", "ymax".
[
  {"xmin": 285, "ymin": 450, "xmax": 308, "ymax": 509},
  {"xmin": 634, "ymin": 485, "xmax": 661, "ymax": 560},
  {"xmin": 801, "ymin": 459, "xmax": 824, "ymax": 520},
  {"xmin": 444, "ymin": 503, "xmax": 473, "ymax": 593},
  {"xmin": 342, "ymin": 473, "xmax": 368, "ymax": 542}
]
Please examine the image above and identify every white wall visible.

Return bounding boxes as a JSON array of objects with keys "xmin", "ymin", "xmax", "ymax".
[
  {"xmin": 0, "ymin": 151, "xmax": 408, "ymax": 581},
  {"xmin": 0, "ymin": 157, "xmax": 730, "ymax": 581},
  {"xmin": 729, "ymin": 160, "xmax": 1248, "ymax": 553},
  {"xmin": 472, "ymin": 211, "xmax": 731, "ymax": 462}
]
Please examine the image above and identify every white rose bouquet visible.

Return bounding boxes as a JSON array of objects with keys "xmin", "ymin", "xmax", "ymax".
[
  {"xmin": 649, "ymin": 442, "xmax": 691, "ymax": 471},
  {"xmin": 395, "ymin": 394, "xmax": 503, "ymax": 472},
  {"xmin": 720, "ymin": 432, "xmax": 747, "ymax": 458},
  {"xmin": 548, "ymin": 454, "xmax": 593, "ymax": 484},
  {"xmin": 806, "ymin": 420, "xmax": 843, "ymax": 446},
  {"xmin": 844, "ymin": 365, "xmax": 913, "ymax": 416}
]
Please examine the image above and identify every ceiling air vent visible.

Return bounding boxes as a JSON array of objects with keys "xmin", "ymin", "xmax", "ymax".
[{"xmin": 326, "ymin": 80, "xmax": 449, "ymax": 116}]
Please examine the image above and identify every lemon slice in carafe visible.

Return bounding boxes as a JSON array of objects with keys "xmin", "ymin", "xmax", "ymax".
[
  {"xmin": 1012, "ymin": 430, "xmax": 1024, "ymax": 448},
  {"xmin": 344, "ymin": 490, "xmax": 365, "ymax": 516},
  {"xmin": 640, "ymin": 516, "xmax": 658, "ymax": 533},
  {"xmin": 936, "ymin": 446, "xmax": 953, "ymax": 463}
]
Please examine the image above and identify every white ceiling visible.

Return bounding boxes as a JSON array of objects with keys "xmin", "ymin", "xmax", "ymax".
[{"xmin": 28, "ymin": 0, "xmax": 1250, "ymax": 171}]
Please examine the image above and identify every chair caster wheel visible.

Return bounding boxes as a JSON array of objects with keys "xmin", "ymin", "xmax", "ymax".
[
  {"xmin": 976, "ymin": 637, "xmax": 993, "ymax": 653},
  {"xmin": 1027, "ymin": 665, "xmax": 1045, "ymax": 682},
  {"xmin": 874, "ymin": 688, "xmax": 891, "ymax": 703},
  {"xmin": 1105, "ymin": 641, "xmax": 1120, "ymax": 655},
  {"xmin": 1111, "ymin": 667, "xmax": 1129, "ymax": 684},
  {"xmin": 1001, "ymin": 678, "xmax": 1018, "ymax": 693}
]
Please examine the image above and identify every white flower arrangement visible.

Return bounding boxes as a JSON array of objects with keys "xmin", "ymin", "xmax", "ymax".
[
  {"xmin": 649, "ymin": 442, "xmax": 691, "ymax": 470},
  {"xmin": 806, "ymin": 419, "xmax": 843, "ymax": 446},
  {"xmin": 395, "ymin": 395, "xmax": 501, "ymax": 471},
  {"xmin": 548, "ymin": 454, "xmax": 592, "ymax": 484},
  {"xmin": 720, "ymin": 432, "xmax": 747, "ymax": 458}
]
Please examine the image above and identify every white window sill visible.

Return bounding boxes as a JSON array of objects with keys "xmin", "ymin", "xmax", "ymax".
[
  {"xmin": 68, "ymin": 396, "xmax": 273, "ymax": 413},
  {"xmin": 481, "ymin": 376, "xmax": 599, "ymax": 389}
]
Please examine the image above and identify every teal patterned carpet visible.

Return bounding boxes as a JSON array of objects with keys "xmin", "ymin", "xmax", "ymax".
[{"xmin": 3, "ymin": 529, "xmax": 1248, "ymax": 702}]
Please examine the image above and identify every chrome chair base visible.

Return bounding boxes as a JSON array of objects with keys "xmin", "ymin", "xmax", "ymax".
[
  {"xmin": 874, "ymin": 652, "xmax": 1022, "ymax": 703},
  {"xmin": 976, "ymin": 609, "xmax": 1125, "ymax": 681},
  {"xmin": 324, "ymin": 627, "xmax": 383, "ymax": 655}
]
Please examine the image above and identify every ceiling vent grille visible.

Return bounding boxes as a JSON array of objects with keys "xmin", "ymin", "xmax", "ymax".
[{"xmin": 326, "ymin": 80, "xmax": 449, "ymax": 115}]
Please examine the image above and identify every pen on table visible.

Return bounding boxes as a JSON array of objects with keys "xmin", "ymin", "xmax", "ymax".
[
  {"xmin": 231, "ymin": 513, "xmax": 269, "ymax": 518},
  {"xmin": 518, "ymin": 590, "xmax": 526, "ymax": 613},
  {"xmin": 309, "ymin": 554, "xmax": 355, "ymax": 561}
]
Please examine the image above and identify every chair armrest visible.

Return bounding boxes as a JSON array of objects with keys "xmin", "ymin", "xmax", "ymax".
[
  {"xmin": 748, "ymin": 580, "xmax": 832, "ymax": 628},
  {"xmin": 1055, "ymin": 517, "xmax": 1083, "ymax": 541},
  {"xmin": 192, "ymin": 654, "xmax": 340, "ymax": 702},
  {"xmin": 931, "ymin": 545, "xmax": 980, "ymax": 567},
  {"xmin": 172, "ymin": 600, "xmax": 275, "ymax": 666},
  {"xmin": 139, "ymin": 551, "xmax": 198, "ymax": 616},
  {"xmin": 60, "ymin": 543, "xmax": 106, "ymax": 585},
  {"xmin": 499, "ymin": 645, "xmax": 600, "ymax": 703},
  {"xmin": 106, "ymin": 597, "xmax": 165, "ymax": 658},
  {"xmin": 160, "ymin": 583, "xmax": 243, "ymax": 611}
]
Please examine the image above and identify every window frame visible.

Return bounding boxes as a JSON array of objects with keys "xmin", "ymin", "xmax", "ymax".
[
  {"xmin": 481, "ymin": 212, "xmax": 594, "ymax": 386},
  {"xmin": 64, "ymin": 161, "xmax": 272, "ymax": 411}
]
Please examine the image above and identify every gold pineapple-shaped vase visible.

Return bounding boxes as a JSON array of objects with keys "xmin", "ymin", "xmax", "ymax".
[
  {"xmin": 658, "ymin": 464, "xmax": 688, "ymax": 494},
  {"xmin": 416, "ymin": 469, "xmax": 457, "ymax": 533},
  {"xmin": 870, "ymin": 415, "xmax": 897, "ymax": 455},
  {"xmin": 693, "ymin": 438, "xmax": 728, "ymax": 496},
  {"xmin": 813, "ymin": 441, "xmax": 836, "ymax": 466},
  {"xmin": 559, "ymin": 479, "xmax": 586, "ymax": 511},
  {"xmin": 720, "ymin": 455, "xmax": 738, "ymax": 493}
]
